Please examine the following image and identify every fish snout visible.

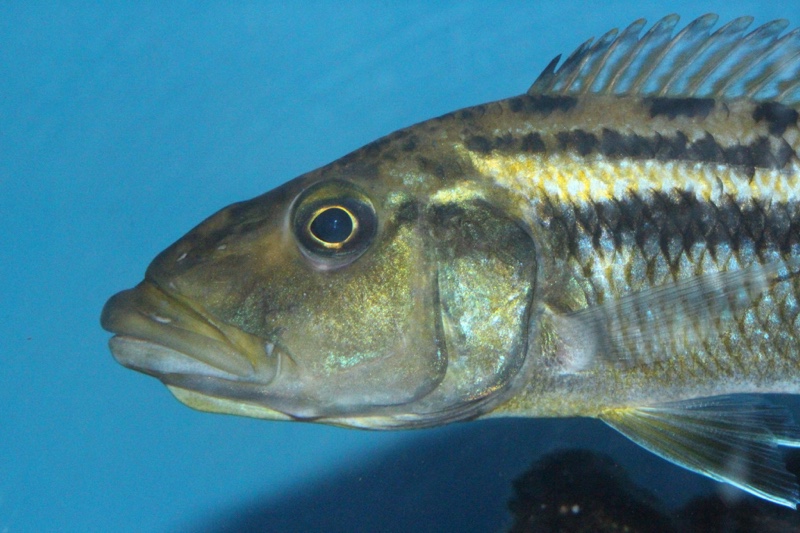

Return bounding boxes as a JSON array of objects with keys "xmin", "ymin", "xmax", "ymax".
[{"xmin": 101, "ymin": 282, "xmax": 278, "ymax": 384}]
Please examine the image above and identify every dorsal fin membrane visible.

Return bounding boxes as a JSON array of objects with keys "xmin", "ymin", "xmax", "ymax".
[{"xmin": 528, "ymin": 14, "xmax": 800, "ymax": 105}]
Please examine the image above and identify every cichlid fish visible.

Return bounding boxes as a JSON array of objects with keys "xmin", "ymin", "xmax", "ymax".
[{"xmin": 102, "ymin": 15, "xmax": 800, "ymax": 507}]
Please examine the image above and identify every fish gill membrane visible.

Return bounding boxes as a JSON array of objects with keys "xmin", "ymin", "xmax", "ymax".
[{"xmin": 101, "ymin": 14, "xmax": 800, "ymax": 508}]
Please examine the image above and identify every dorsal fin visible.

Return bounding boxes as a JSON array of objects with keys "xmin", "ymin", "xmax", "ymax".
[{"xmin": 529, "ymin": 14, "xmax": 800, "ymax": 105}]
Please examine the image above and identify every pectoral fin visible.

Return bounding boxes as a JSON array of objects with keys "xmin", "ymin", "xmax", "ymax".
[
  {"xmin": 552, "ymin": 258, "xmax": 799, "ymax": 371},
  {"xmin": 600, "ymin": 395, "xmax": 800, "ymax": 508}
]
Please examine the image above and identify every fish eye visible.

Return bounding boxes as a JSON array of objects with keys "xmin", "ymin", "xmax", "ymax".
[
  {"xmin": 308, "ymin": 206, "xmax": 357, "ymax": 248},
  {"xmin": 292, "ymin": 180, "xmax": 377, "ymax": 266}
]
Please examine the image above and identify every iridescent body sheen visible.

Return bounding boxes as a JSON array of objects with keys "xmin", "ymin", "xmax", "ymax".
[{"xmin": 102, "ymin": 15, "xmax": 800, "ymax": 506}]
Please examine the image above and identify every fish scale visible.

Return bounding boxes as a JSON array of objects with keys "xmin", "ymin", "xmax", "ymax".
[
  {"xmin": 542, "ymin": 192, "xmax": 799, "ymax": 342},
  {"xmin": 103, "ymin": 15, "xmax": 800, "ymax": 507}
]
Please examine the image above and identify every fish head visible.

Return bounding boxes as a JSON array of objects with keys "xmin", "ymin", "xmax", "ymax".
[{"xmin": 102, "ymin": 138, "xmax": 538, "ymax": 428}]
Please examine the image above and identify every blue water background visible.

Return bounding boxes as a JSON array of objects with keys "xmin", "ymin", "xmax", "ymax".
[{"xmin": 2, "ymin": 2, "xmax": 797, "ymax": 531}]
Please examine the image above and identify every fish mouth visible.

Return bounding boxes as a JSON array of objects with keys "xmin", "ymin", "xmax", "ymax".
[
  {"xmin": 100, "ymin": 281, "xmax": 435, "ymax": 424},
  {"xmin": 100, "ymin": 282, "xmax": 520, "ymax": 428},
  {"xmin": 101, "ymin": 281, "xmax": 277, "ymax": 386}
]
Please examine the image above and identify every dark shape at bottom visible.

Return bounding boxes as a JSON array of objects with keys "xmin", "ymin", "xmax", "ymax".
[
  {"xmin": 507, "ymin": 449, "xmax": 800, "ymax": 533},
  {"xmin": 507, "ymin": 449, "xmax": 675, "ymax": 533},
  {"xmin": 187, "ymin": 416, "xmax": 800, "ymax": 533},
  {"xmin": 676, "ymin": 495, "xmax": 799, "ymax": 533}
]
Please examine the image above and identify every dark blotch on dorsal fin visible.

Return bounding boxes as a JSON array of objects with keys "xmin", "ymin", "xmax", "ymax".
[{"xmin": 528, "ymin": 14, "xmax": 800, "ymax": 106}]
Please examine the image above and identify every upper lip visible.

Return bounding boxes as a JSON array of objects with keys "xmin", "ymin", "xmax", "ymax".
[{"xmin": 101, "ymin": 281, "xmax": 274, "ymax": 382}]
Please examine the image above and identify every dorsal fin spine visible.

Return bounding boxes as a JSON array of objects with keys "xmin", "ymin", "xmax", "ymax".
[
  {"xmin": 561, "ymin": 37, "xmax": 600, "ymax": 92},
  {"xmin": 602, "ymin": 19, "xmax": 648, "ymax": 95},
  {"xmin": 713, "ymin": 20, "xmax": 790, "ymax": 97},
  {"xmin": 569, "ymin": 28, "xmax": 619, "ymax": 93},
  {"xmin": 683, "ymin": 17, "xmax": 754, "ymax": 97},
  {"xmin": 625, "ymin": 15, "xmax": 681, "ymax": 95},
  {"xmin": 749, "ymin": 30, "xmax": 800, "ymax": 100},
  {"xmin": 657, "ymin": 14, "xmax": 720, "ymax": 95},
  {"xmin": 528, "ymin": 14, "xmax": 800, "ymax": 105}
]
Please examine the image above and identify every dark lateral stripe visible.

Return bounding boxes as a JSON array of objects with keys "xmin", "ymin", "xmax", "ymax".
[
  {"xmin": 520, "ymin": 132, "xmax": 546, "ymax": 152},
  {"xmin": 548, "ymin": 128, "xmax": 795, "ymax": 172},
  {"xmin": 466, "ymin": 132, "xmax": 547, "ymax": 154},
  {"xmin": 557, "ymin": 130, "xmax": 597, "ymax": 156},
  {"xmin": 647, "ymin": 97, "xmax": 715, "ymax": 120},
  {"xmin": 543, "ymin": 190, "xmax": 800, "ymax": 268},
  {"xmin": 602, "ymin": 130, "xmax": 795, "ymax": 171},
  {"xmin": 467, "ymin": 127, "xmax": 796, "ymax": 172},
  {"xmin": 753, "ymin": 102, "xmax": 800, "ymax": 136}
]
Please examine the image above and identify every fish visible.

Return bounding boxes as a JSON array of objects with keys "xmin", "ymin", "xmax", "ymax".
[{"xmin": 102, "ymin": 14, "xmax": 800, "ymax": 507}]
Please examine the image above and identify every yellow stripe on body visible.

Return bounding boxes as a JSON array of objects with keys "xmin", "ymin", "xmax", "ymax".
[{"xmin": 461, "ymin": 148, "xmax": 800, "ymax": 208}]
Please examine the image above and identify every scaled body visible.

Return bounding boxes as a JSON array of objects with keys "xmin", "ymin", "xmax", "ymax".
[{"xmin": 102, "ymin": 15, "xmax": 800, "ymax": 506}]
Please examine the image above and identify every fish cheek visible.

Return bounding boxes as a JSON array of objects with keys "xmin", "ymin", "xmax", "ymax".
[
  {"xmin": 272, "ymin": 222, "xmax": 447, "ymax": 411},
  {"xmin": 423, "ymin": 200, "xmax": 537, "ymax": 411}
]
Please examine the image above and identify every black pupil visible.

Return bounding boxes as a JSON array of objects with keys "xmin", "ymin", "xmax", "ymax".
[{"xmin": 310, "ymin": 207, "xmax": 353, "ymax": 244}]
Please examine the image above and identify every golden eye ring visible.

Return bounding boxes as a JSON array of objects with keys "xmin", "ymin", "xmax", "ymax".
[
  {"xmin": 306, "ymin": 205, "xmax": 359, "ymax": 249},
  {"xmin": 291, "ymin": 180, "xmax": 378, "ymax": 267}
]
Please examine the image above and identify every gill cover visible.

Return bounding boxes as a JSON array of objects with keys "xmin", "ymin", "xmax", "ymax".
[
  {"xmin": 276, "ymin": 181, "xmax": 539, "ymax": 427},
  {"xmin": 395, "ymin": 195, "xmax": 538, "ymax": 426}
]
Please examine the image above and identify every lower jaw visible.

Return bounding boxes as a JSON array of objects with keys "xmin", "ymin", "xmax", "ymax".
[
  {"xmin": 166, "ymin": 385, "xmax": 295, "ymax": 421},
  {"xmin": 109, "ymin": 335, "xmax": 251, "ymax": 381}
]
